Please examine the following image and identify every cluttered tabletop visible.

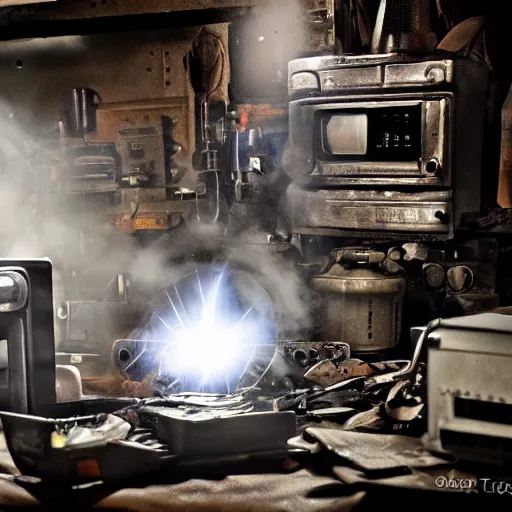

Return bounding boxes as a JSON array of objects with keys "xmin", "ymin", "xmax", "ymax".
[
  {"xmin": 1, "ymin": 313, "xmax": 511, "ymax": 511},
  {"xmin": 0, "ymin": 402, "xmax": 502, "ymax": 512},
  {"xmin": 0, "ymin": 1, "xmax": 512, "ymax": 509}
]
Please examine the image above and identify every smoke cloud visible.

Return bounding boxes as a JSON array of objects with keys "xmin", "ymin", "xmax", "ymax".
[
  {"xmin": 0, "ymin": 1, "xmax": 314, "ymax": 373},
  {"xmin": 0, "ymin": 114, "xmax": 312, "ymax": 353}
]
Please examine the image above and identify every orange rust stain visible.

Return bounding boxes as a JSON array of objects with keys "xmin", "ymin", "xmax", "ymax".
[
  {"xmin": 77, "ymin": 459, "xmax": 101, "ymax": 479},
  {"xmin": 238, "ymin": 104, "xmax": 288, "ymax": 131}
]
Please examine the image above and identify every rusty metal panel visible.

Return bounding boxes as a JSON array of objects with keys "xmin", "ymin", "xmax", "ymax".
[
  {"xmin": 0, "ymin": 32, "xmax": 186, "ymax": 132},
  {"xmin": 161, "ymin": 38, "xmax": 196, "ymax": 98},
  {"xmin": 112, "ymin": 211, "xmax": 182, "ymax": 232},
  {"xmin": 0, "ymin": 24, "xmax": 228, "ymax": 137},
  {"xmin": 95, "ymin": 97, "xmax": 195, "ymax": 182},
  {"xmin": 96, "ymin": 98, "xmax": 192, "ymax": 145}
]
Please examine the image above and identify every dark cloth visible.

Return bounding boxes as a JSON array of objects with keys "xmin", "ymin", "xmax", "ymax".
[{"xmin": 0, "ymin": 431, "xmax": 364, "ymax": 511}]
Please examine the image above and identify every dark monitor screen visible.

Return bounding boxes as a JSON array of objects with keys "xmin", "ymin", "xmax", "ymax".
[{"xmin": 319, "ymin": 105, "xmax": 422, "ymax": 162}]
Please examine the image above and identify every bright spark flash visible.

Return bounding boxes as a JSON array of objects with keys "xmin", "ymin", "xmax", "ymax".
[
  {"xmin": 153, "ymin": 267, "xmax": 260, "ymax": 391},
  {"xmin": 196, "ymin": 269, "xmax": 205, "ymax": 305},
  {"xmin": 155, "ymin": 313, "xmax": 177, "ymax": 334},
  {"xmin": 124, "ymin": 344, "xmax": 147, "ymax": 372},
  {"xmin": 238, "ymin": 306, "xmax": 253, "ymax": 324},
  {"xmin": 174, "ymin": 283, "xmax": 189, "ymax": 322},
  {"xmin": 165, "ymin": 290, "xmax": 185, "ymax": 329}
]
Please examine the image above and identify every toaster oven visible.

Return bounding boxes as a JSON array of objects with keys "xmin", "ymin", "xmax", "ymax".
[{"xmin": 283, "ymin": 55, "xmax": 490, "ymax": 238}]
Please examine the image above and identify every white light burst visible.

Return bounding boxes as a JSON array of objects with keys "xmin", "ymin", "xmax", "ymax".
[{"xmin": 153, "ymin": 267, "xmax": 259, "ymax": 391}]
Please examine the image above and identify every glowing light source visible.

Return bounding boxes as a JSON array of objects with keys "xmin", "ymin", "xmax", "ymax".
[
  {"xmin": 142, "ymin": 266, "xmax": 274, "ymax": 393},
  {"xmin": 168, "ymin": 323, "xmax": 246, "ymax": 377}
]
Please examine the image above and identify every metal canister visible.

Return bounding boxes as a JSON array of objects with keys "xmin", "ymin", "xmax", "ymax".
[
  {"xmin": 312, "ymin": 259, "xmax": 406, "ymax": 352},
  {"xmin": 371, "ymin": 0, "xmax": 437, "ymax": 54}
]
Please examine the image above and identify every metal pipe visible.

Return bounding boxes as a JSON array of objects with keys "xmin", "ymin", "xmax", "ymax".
[
  {"xmin": 233, "ymin": 129, "xmax": 243, "ymax": 202},
  {"xmin": 72, "ymin": 88, "xmax": 82, "ymax": 135}
]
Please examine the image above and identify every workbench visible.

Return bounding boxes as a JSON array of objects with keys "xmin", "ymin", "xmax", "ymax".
[{"xmin": 0, "ymin": 433, "xmax": 507, "ymax": 511}]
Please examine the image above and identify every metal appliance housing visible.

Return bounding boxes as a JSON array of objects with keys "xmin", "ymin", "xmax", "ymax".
[
  {"xmin": 423, "ymin": 313, "xmax": 512, "ymax": 465},
  {"xmin": 0, "ymin": 260, "xmax": 56, "ymax": 415},
  {"xmin": 284, "ymin": 55, "xmax": 490, "ymax": 239}
]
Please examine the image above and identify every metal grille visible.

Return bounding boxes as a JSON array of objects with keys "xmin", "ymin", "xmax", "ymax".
[{"xmin": 372, "ymin": 0, "xmax": 436, "ymax": 53}]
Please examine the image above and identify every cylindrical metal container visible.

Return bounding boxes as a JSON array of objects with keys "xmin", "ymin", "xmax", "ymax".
[
  {"xmin": 312, "ymin": 262, "xmax": 406, "ymax": 352},
  {"xmin": 371, "ymin": 0, "xmax": 437, "ymax": 54}
]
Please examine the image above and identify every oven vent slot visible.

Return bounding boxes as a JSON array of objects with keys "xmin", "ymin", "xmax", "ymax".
[
  {"xmin": 454, "ymin": 397, "xmax": 512, "ymax": 426},
  {"xmin": 441, "ymin": 430, "xmax": 512, "ymax": 458}
]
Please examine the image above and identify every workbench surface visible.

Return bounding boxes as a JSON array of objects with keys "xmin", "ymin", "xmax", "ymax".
[{"xmin": 0, "ymin": 432, "xmax": 507, "ymax": 510}]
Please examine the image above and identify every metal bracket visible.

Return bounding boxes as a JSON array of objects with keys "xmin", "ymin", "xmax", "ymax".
[{"xmin": 335, "ymin": 248, "xmax": 386, "ymax": 266}]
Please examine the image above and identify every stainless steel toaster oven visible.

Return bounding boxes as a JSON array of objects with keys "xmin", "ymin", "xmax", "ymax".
[{"xmin": 283, "ymin": 55, "xmax": 490, "ymax": 238}]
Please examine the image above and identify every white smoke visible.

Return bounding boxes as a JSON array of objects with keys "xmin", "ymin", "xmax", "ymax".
[
  {"xmin": 0, "ymin": 117, "xmax": 312, "ymax": 352},
  {"xmin": 0, "ymin": 2, "xmax": 314, "ymax": 362}
]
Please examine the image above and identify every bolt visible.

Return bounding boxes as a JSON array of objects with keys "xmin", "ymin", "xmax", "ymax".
[
  {"xmin": 426, "ymin": 158, "xmax": 440, "ymax": 174},
  {"xmin": 293, "ymin": 349, "xmax": 307, "ymax": 366},
  {"xmin": 435, "ymin": 211, "xmax": 449, "ymax": 223}
]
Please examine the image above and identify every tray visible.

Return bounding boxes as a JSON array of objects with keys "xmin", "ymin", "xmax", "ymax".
[
  {"xmin": 0, "ymin": 398, "xmax": 168, "ymax": 483},
  {"xmin": 140, "ymin": 407, "xmax": 297, "ymax": 457}
]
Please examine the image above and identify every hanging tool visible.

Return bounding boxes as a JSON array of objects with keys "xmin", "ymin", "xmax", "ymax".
[{"xmin": 188, "ymin": 28, "xmax": 226, "ymax": 223}]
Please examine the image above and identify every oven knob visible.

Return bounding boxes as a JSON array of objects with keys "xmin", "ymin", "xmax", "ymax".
[
  {"xmin": 426, "ymin": 158, "xmax": 440, "ymax": 174},
  {"xmin": 426, "ymin": 67, "xmax": 445, "ymax": 84},
  {"xmin": 447, "ymin": 266, "xmax": 474, "ymax": 294},
  {"xmin": 423, "ymin": 263, "xmax": 446, "ymax": 291}
]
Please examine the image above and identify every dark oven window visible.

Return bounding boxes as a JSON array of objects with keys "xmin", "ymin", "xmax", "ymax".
[{"xmin": 317, "ymin": 105, "xmax": 422, "ymax": 162}]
